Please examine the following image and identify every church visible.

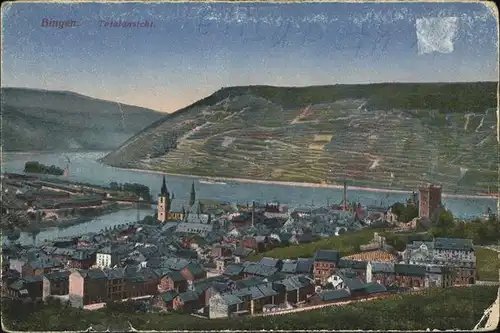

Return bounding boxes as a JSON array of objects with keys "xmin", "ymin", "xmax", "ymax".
[
  {"xmin": 157, "ymin": 176, "xmax": 211, "ymax": 224},
  {"xmin": 157, "ymin": 176, "xmax": 185, "ymax": 222}
]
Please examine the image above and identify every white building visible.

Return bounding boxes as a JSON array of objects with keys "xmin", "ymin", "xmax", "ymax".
[{"xmin": 175, "ymin": 222, "xmax": 213, "ymax": 237}]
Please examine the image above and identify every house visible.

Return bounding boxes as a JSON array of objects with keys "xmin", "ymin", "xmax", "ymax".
[
  {"xmin": 209, "ymin": 293, "xmax": 244, "ymax": 319},
  {"xmin": 327, "ymin": 269, "xmax": 358, "ymax": 289},
  {"xmin": 394, "ymin": 264, "xmax": 426, "ymax": 288},
  {"xmin": 433, "ymin": 238, "xmax": 476, "ymax": 285},
  {"xmin": 234, "ymin": 285, "xmax": 276, "ymax": 315},
  {"xmin": 343, "ymin": 278, "xmax": 368, "ymax": 297},
  {"xmin": 68, "ymin": 266, "xmax": 159, "ymax": 308},
  {"xmin": 102, "ymin": 267, "xmax": 126, "ymax": 302},
  {"xmin": 180, "ymin": 261, "xmax": 207, "ymax": 281},
  {"xmin": 313, "ymin": 289, "xmax": 351, "ymax": 305},
  {"xmin": 243, "ymin": 263, "xmax": 278, "ymax": 279},
  {"xmin": 157, "ymin": 269, "xmax": 188, "ymax": 293},
  {"xmin": 123, "ymin": 266, "xmax": 158, "ymax": 299},
  {"xmin": 153, "ymin": 290, "xmax": 178, "ymax": 311},
  {"xmin": 196, "ymin": 278, "xmax": 233, "ymax": 307},
  {"xmin": 425, "ymin": 265, "xmax": 454, "ymax": 288},
  {"xmin": 338, "ymin": 259, "xmax": 367, "ymax": 281},
  {"xmin": 403, "ymin": 237, "xmax": 476, "ymax": 285},
  {"xmin": 95, "ymin": 244, "xmax": 130, "ymax": 268},
  {"xmin": 362, "ymin": 281, "xmax": 387, "ymax": 295},
  {"xmin": 313, "ymin": 249, "xmax": 340, "ymax": 285},
  {"xmin": 215, "ymin": 257, "xmax": 234, "ymax": 273},
  {"xmin": 296, "ymin": 233, "xmax": 315, "ymax": 244},
  {"xmin": 232, "ymin": 247, "xmax": 254, "ymax": 263},
  {"xmin": 296, "ymin": 258, "xmax": 314, "ymax": 275},
  {"xmin": 231, "ymin": 288, "xmax": 252, "ymax": 313},
  {"xmin": 252, "ymin": 284, "xmax": 279, "ymax": 313},
  {"xmin": 7, "ymin": 275, "xmax": 43, "ymax": 300},
  {"xmin": 51, "ymin": 248, "xmax": 76, "ymax": 263},
  {"xmin": 2, "ymin": 255, "xmax": 9, "ymax": 273},
  {"xmin": 22, "ymin": 258, "xmax": 64, "ymax": 276},
  {"xmin": 175, "ymin": 222, "xmax": 213, "ymax": 237},
  {"xmin": 241, "ymin": 237, "xmax": 258, "ymax": 252},
  {"xmin": 366, "ymin": 261, "xmax": 395, "ymax": 286},
  {"xmin": 276, "ymin": 275, "xmax": 315, "ymax": 305},
  {"xmin": 6, "ymin": 279, "xmax": 29, "ymax": 299},
  {"xmin": 162, "ymin": 257, "xmax": 191, "ymax": 271},
  {"xmin": 173, "ymin": 290, "xmax": 202, "ymax": 313},
  {"xmin": 67, "ymin": 250, "xmax": 95, "ymax": 269},
  {"xmin": 280, "ymin": 260, "xmax": 298, "ymax": 275},
  {"xmin": 9, "ymin": 257, "xmax": 27, "ymax": 275},
  {"xmin": 68, "ymin": 269, "xmax": 108, "ymax": 307},
  {"xmin": 42, "ymin": 271, "xmax": 70, "ymax": 299},
  {"xmin": 259, "ymin": 257, "xmax": 283, "ymax": 271},
  {"xmin": 222, "ymin": 264, "xmax": 245, "ymax": 280},
  {"xmin": 211, "ymin": 244, "xmax": 234, "ymax": 258},
  {"xmin": 269, "ymin": 282, "xmax": 287, "ymax": 305}
]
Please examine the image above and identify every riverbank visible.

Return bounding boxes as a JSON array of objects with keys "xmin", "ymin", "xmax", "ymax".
[
  {"xmin": 2, "ymin": 204, "xmax": 128, "ymax": 235},
  {"xmin": 113, "ymin": 166, "xmax": 497, "ymax": 200}
]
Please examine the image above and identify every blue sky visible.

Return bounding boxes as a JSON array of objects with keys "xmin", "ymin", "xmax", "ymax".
[{"xmin": 2, "ymin": 1, "xmax": 498, "ymax": 112}]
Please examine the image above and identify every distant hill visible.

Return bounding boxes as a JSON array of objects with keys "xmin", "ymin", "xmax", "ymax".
[
  {"xmin": 1, "ymin": 87, "xmax": 164, "ymax": 151},
  {"xmin": 100, "ymin": 82, "xmax": 498, "ymax": 194}
]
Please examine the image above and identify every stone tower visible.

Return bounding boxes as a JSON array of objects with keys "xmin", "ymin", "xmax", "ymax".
[{"xmin": 157, "ymin": 176, "xmax": 172, "ymax": 222}]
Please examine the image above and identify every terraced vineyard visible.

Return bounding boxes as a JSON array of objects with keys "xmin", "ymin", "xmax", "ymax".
[{"xmin": 101, "ymin": 83, "xmax": 498, "ymax": 194}]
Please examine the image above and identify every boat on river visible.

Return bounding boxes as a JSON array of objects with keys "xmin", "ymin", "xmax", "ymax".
[{"xmin": 198, "ymin": 179, "xmax": 227, "ymax": 185}]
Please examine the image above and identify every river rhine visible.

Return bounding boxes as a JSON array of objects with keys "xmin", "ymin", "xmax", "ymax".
[{"xmin": 2, "ymin": 151, "xmax": 496, "ymax": 245}]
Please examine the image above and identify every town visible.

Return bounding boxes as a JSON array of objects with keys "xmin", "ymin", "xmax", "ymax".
[
  {"xmin": 1, "ymin": 172, "xmax": 152, "ymax": 234},
  {"xmin": 2, "ymin": 175, "xmax": 496, "ymax": 324}
]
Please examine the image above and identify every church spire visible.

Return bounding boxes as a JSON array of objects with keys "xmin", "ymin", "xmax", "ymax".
[
  {"xmin": 161, "ymin": 176, "xmax": 168, "ymax": 196},
  {"xmin": 189, "ymin": 181, "xmax": 196, "ymax": 207},
  {"xmin": 196, "ymin": 200, "xmax": 202, "ymax": 216}
]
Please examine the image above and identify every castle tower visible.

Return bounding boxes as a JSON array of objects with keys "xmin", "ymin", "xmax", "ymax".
[
  {"xmin": 157, "ymin": 175, "xmax": 171, "ymax": 223},
  {"xmin": 189, "ymin": 181, "xmax": 196, "ymax": 207},
  {"xmin": 418, "ymin": 183, "xmax": 442, "ymax": 220}
]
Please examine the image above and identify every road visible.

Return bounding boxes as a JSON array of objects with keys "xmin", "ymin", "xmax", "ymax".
[
  {"xmin": 474, "ymin": 245, "xmax": 500, "ymax": 331},
  {"xmin": 256, "ymin": 292, "xmax": 417, "ymax": 317}
]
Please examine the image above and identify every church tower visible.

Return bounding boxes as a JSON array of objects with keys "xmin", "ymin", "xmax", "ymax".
[
  {"xmin": 189, "ymin": 181, "xmax": 196, "ymax": 207},
  {"xmin": 157, "ymin": 176, "xmax": 171, "ymax": 222}
]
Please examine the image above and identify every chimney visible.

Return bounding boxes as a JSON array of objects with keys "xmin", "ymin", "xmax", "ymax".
[
  {"xmin": 251, "ymin": 201, "xmax": 255, "ymax": 227},
  {"xmin": 343, "ymin": 181, "xmax": 348, "ymax": 209}
]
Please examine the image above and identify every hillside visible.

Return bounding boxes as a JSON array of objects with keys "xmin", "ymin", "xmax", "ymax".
[
  {"xmin": 3, "ymin": 286, "xmax": 497, "ymax": 331},
  {"xmin": 100, "ymin": 82, "xmax": 498, "ymax": 194},
  {"xmin": 1, "ymin": 88, "xmax": 164, "ymax": 151}
]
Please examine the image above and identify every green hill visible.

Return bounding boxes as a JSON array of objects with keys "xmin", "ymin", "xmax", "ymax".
[
  {"xmin": 2, "ymin": 286, "xmax": 497, "ymax": 331},
  {"xmin": 1, "ymin": 87, "xmax": 164, "ymax": 151},
  {"xmin": 100, "ymin": 82, "xmax": 498, "ymax": 194}
]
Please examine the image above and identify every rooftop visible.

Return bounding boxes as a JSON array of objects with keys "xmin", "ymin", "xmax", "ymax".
[{"xmin": 314, "ymin": 249, "xmax": 340, "ymax": 263}]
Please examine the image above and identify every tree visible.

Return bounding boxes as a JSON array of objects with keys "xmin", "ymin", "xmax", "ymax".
[
  {"xmin": 390, "ymin": 202, "xmax": 418, "ymax": 223},
  {"xmin": 391, "ymin": 202, "xmax": 405, "ymax": 218},
  {"xmin": 436, "ymin": 210, "xmax": 454, "ymax": 230}
]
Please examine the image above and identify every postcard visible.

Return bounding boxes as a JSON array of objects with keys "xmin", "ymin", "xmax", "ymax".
[{"xmin": 1, "ymin": 0, "xmax": 499, "ymax": 331}]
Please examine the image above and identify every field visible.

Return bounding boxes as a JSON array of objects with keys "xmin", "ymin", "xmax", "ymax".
[
  {"xmin": 101, "ymin": 82, "xmax": 498, "ymax": 195},
  {"xmin": 476, "ymin": 247, "xmax": 500, "ymax": 281},
  {"xmin": 3, "ymin": 286, "xmax": 497, "ymax": 331},
  {"xmin": 247, "ymin": 227, "xmax": 382, "ymax": 261}
]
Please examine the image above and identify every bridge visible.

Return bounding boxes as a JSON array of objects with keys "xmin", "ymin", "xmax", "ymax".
[{"xmin": 103, "ymin": 198, "xmax": 153, "ymax": 204}]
